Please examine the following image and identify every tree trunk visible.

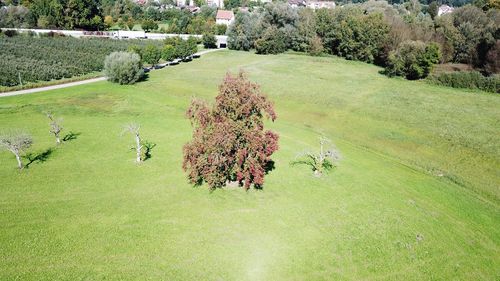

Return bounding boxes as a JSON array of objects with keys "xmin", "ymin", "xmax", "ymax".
[
  {"xmin": 56, "ymin": 134, "xmax": 61, "ymax": 144},
  {"xmin": 15, "ymin": 153, "xmax": 23, "ymax": 169},
  {"xmin": 135, "ymin": 133, "xmax": 142, "ymax": 163}
]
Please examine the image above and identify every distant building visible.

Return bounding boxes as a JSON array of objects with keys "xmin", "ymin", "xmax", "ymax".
[
  {"xmin": 216, "ymin": 10, "xmax": 235, "ymax": 26},
  {"xmin": 207, "ymin": 0, "xmax": 224, "ymax": 8},
  {"xmin": 305, "ymin": 0, "xmax": 336, "ymax": 9},
  {"xmin": 438, "ymin": 4, "xmax": 454, "ymax": 16},
  {"xmin": 187, "ymin": 6, "xmax": 200, "ymax": 13}
]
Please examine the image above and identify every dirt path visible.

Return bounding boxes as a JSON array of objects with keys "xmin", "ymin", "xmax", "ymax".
[{"xmin": 0, "ymin": 48, "xmax": 224, "ymax": 98}]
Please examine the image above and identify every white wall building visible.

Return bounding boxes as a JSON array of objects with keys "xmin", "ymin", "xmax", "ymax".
[
  {"xmin": 216, "ymin": 10, "xmax": 235, "ymax": 26},
  {"xmin": 306, "ymin": 0, "xmax": 336, "ymax": 10},
  {"xmin": 438, "ymin": 4, "xmax": 454, "ymax": 16}
]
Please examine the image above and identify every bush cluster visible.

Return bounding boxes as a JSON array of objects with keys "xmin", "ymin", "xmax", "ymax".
[
  {"xmin": 428, "ymin": 71, "xmax": 499, "ymax": 93},
  {"xmin": 104, "ymin": 52, "xmax": 144, "ymax": 85},
  {"xmin": 385, "ymin": 41, "xmax": 441, "ymax": 80},
  {"xmin": 202, "ymin": 33, "xmax": 217, "ymax": 49}
]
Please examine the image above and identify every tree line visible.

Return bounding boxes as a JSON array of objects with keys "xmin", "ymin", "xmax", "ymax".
[
  {"xmin": 0, "ymin": 0, "xmax": 228, "ymax": 35},
  {"xmin": 227, "ymin": 1, "xmax": 499, "ymax": 81}
]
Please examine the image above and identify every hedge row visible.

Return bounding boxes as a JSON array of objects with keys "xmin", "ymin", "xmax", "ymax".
[{"xmin": 427, "ymin": 71, "xmax": 499, "ymax": 94}]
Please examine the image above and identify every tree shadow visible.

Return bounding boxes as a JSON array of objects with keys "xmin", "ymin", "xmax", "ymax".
[
  {"xmin": 142, "ymin": 140, "xmax": 156, "ymax": 161},
  {"xmin": 251, "ymin": 160, "xmax": 276, "ymax": 190},
  {"xmin": 265, "ymin": 160, "xmax": 276, "ymax": 175},
  {"xmin": 63, "ymin": 131, "xmax": 81, "ymax": 142},
  {"xmin": 24, "ymin": 148, "xmax": 54, "ymax": 168},
  {"xmin": 138, "ymin": 72, "xmax": 150, "ymax": 82}
]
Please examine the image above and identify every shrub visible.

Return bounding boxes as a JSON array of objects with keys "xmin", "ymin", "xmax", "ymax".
[
  {"xmin": 127, "ymin": 45, "xmax": 143, "ymax": 59},
  {"xmin": 385, "ymin": 41, "xmax": 441, "ymax": 80},
  {"xmin": 428, "ymin": 71, "xmax": 499, "ymax": 93},
  {"xmin": 142, "ymin": 44, "xmax": 161, "ymax": 66},
  {"xmin": 255, "ymin": 27, "xmax": 286, "ymax": 55},
  {"xmin": 187, "ymin": 36, "xmax": 198, "ymax": 54},
  {"xmin": 162, "ymin": 44, "xmax": 176, "ymax": 61},
  {"xmin": 227, "ymin": 12, "xmax": 256, "ymax": 51},
  {"xmin": 316, "ymin": 8, "xmax": 390, "ymax": 63},
  {"xmin": 183, "ymin": 72, "xmax": 279, "ymax": 190},
  {"xmin": 215, "ymin": 24, "xmax": 227, "ymax": 35},
  {"xmin": 4, "ymin": 30, "xmax": 18, "ymax": 37},
  {"xmin": 142, "ymin": 19, "xmax": 158, "ymax": 32},
  {"xmin": 308, "ymin": 36, "xmax": 324, "ymax": 56},
  {"xmin": 104, "ymin": 51, "xmax": 144, "ymax": 85},
  {"xmin": 202, "ymin": 33, "xmax": 217, "ymax": 49}
]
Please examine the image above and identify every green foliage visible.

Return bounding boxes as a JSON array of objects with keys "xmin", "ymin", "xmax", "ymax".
[
  {"xmin": 29, "ymin": 0, "xmax": 102, "ymax": 30},
  {"xmin": 142, "ymin": 44, "xmax": 161, "ymax": 66},
  {"xmin": 428, "ymin": 1, "xmax": 439, "ymax": 19},
  {"xmin": 255, "ymin": 27, "xmax": 286, "ymax": 55},
  {"xmin": 386, "ymin": 41, "xmax": 441, "ymax": 80},
  {"xmin": 161, "ymin": 44, "xmax": 176, "ymax": 61},
  {"xmin": 0, "ymin": 5, "xmax": 31, "ymax": 28},
  {"xmin": 214, "ymin": 24, "xmax": 227, "ymax": 35},
  {"xmin": 0, "ymin": 36, "xmax": 162, "ymax": 87},
  {"xmin": 127, "ymin": 45, "xmax": 143, "ymax": 59},
  {"xmin": 202, "ymin": 33, "xmax": 217, "ymax": 49},
  {"xmin": 104, "ymin": 51, "xmax": 144, "ymax": 85},
  {"xmin": 142, "ymin": 19, "xmax": 158, "ymax": 32},
  {"xmin": 224, "ymin": 0, "xmax": 242, "ymax": 9},
  {"xmin": 227, "ymin": 12, "xmax": 257, "ymax": 51},
  {"xmin": 428, "ymin": 71, "xmax": 499, "ymax": 93},
  {"xmin": 308, "ymin": 36, "xmax": 324, "ymax": 56},
  {"xmin": 317, "ymin": 7, "xmax": 390, "ymax": 63},
  {"xmin": 186, "ymin": 36, "xmax": 198, "ymax": 55}
]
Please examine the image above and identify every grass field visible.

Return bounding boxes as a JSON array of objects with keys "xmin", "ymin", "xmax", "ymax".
[{"xmin": 0, "ymin": 50, "xmax": 499, "ymax": 280}]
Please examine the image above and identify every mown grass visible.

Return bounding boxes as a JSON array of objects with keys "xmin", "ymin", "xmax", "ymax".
[{"xmin": 0, "ymin": 50, "xmax": 498, "ymax": 280}]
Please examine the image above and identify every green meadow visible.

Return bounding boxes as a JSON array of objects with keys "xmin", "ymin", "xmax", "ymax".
[{"xmin": 0, "ymin": 50, "xmax": 498, "ymax": 280}]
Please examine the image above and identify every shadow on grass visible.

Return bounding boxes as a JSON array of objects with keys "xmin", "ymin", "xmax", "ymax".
[
  {"xmin": 139, "ymin": 73, "xmax": 150, "ymax": 83},
  {"xmin": 63, "ymin": 131, "xmax": 81, "ymax": 142},
  {"xmin": 143, "ymin": 140, "xmax": 156, "ymax": 161},
  {"xmin": 24, "ymin": 148, "xmax": 54, "ymax": 168}
]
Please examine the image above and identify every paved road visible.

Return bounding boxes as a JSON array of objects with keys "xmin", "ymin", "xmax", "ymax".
[{"xmin": 0, "ymin": 48, "xmax": 224, "ymax": 98}]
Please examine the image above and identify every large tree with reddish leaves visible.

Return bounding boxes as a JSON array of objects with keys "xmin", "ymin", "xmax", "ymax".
[{"xmin": 183, "ymin": 72, "xmax": 279, "ymax": 190}]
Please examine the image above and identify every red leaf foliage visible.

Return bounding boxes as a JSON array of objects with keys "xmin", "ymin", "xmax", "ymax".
[{"xmin": 182, "ymin": 71, "xmax": 279, "ymax": 190}]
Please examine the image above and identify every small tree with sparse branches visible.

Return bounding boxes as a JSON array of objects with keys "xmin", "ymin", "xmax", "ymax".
[
  {"xmin": 292, "ymin": 136, "xmax": 341, "ymax": 177},
  {"xmin": 123, "ymin": 123, "xmax": 143, "ymax": 163},
  {"xmin": 46, "ymin": 112, "xmax": 63, "ymax": 144},
  {"xmin": 0, "ymin": 130, "xmax": 33, "ymax": 169}
]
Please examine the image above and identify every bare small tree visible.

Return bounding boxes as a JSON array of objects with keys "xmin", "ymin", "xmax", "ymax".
[
  {"xmin": 46, "ymin": 112, "xmax": 63, "ymax": 144},
  {"xmin": 292, "ymin": 136, "xmax": 341, "ymax": 177},
  {"xmin": 0, "ymin": 130, "xmax": 33, "ymax": 169},
  {"xmin": 123, "ymin": 123, "xmax": 142, "ymax": 163}
]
